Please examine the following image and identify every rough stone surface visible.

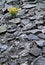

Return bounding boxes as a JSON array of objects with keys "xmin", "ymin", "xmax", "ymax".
[
  {"xmin": 0, "ymin": 0, "xmax": 45, "ymax": 65},
  {"xmin": 30, "ymin": 46, "xmax": 42, "ymax": 56},
  {"xmin": 0, "ymin": 24, "xmax": 7, "ymax": 33}
]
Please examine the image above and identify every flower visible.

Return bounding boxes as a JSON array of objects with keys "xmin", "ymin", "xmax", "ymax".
[
  {"xmin": 7, "ymin": 7, "xmax": 21, "ymax": 17},
  {"xmin": 8, "ymin": 7, "xmax": 18, "ymax": 13},
  {"xmin": 7, "ymin": 7, "xmax": 18, "ymax": 17}
]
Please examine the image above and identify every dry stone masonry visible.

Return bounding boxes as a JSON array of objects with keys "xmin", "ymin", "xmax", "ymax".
[{"xmin": 0, "ymin": 0, "xmax": 45, "ymax": 65}]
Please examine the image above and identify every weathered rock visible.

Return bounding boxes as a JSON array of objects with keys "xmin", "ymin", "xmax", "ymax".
[
  {"xmin": 7, "ymin": 23, "xmax": 17, "ymax": 33},
  {"xmin": 42, "ymin": 28, "xmax": 45, "ymax": 33},
  {"xmin": 0, "ymin": 14, "xmax": 3, "ymax": 19},
  {"xmin": 28, "ymin": 9, "xmax": 35, "ymax": 16},
  {"xmin": 1, "ymin": 57, "xmax": 8, "ymax": 64},
  {"xmin": 25, "ymin": 29, "xmax": 42, "ymax": 34},
  {"xmin": 42, "ymin": 42, "xmax": 45, "ymax": 56},
  {"xmin": 35, "ymin": 20, "xmax": 43, "ymax": 25},
  {"xmin": 22, "ymin": 23, "xmax": 36, "ymax": 31},
  {"xmin": 18, "ymin": 42, "xmax": 25, "ymax": 49},
  {"xmin": 0, "ymin": 54, "xmax": 4, "ymax": 58},
  {"xmin": 36, "ymin": 40, "xmax": 45, "ymax": 47},
  {"xmin": 21, "ymin": 0, "xmax": 28, "ymax": 2},
  {"xmin": 1, "ymin": 45, "xmax": 8, "ymax": 52},
  {"xmin": 14, "ymin": 29, "xmax": 21, "ymax": 37},
  {"xmin": 4, "ymin": 13, "xmax": 13, "ymax": 20},
  {"xmin": 28, "ymin": 16, "xmax": 36, "ymax": 21},
  {"xmin": 21, "ymin": 61, "xmax": 28, "ymax": 65},
  {"xmin": 17, "ymin": 9, "xmax": 28, "ymax": 16},
  {"xmin": 0, "ymin": 0, "xmax": 5, "ymax": 10},
  {"xmin": 21, "ymin": 19, "xmax": 30, "ymax": 25},
  {"xmin": 9, "ymin": 18, "xmax": 21, "ymax": 24},
  {"xmin": 20, "ymin": 14, "xmax": 30, "ymax": 19},
  {"xmin": 35, "ymin": 12, "xmax": 43, "ymax": 20},
  {"xmin": 9, "ymin": 62, "xmax": 18, "ymax": 65},
  {"xmin": 6, "ymin": 33, "xmax": 15, "ymax": 41},
  {"xmin": 38, "ymin": 33, "xmax": 45, "ymax": 40},
  {"xmin": 30, "ymin": 46, "xmax": 42, "ymax": 56},
  {"xmin": 28, "ymin": 34, "xmax": 39, "ymax": 40},
  {"xmin": 0, "ymin": 24, "xmax": 7, "ymax": 33},
  {"xmin": 17, "ymin": 56, "xmax": 28, "ymax": 64},
  {"xmin": 19, "ymin": 34, "xmax": 28, "ymax": 40},
  {"xmin": 10, "ymin": 55, "xmax": 18, "ymax": 59},
  {"xmin": 4, "ymin": 45, "xmax": 13, "ymax": 53},
  {"xmin": 6, "ymin": 0, "xmax": 18, "ymax": 4},
  {"xmin": 18, "ymin": 49, "xmax": 29, "ymax": 57},
  {"xmin": 6, "ymin": 0, "xmax": 14, "ymax": 3},
  {"xmin": 22, "ymin": 4, "xmax": 36, "ymax": 9},
  {"xmin": 31, "ymin": 56, "xmax": 45, "ymax": 65}
]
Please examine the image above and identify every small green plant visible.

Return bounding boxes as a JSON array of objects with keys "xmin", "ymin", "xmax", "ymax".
[
  {"xmin": 8, "ymin": 7, "xmax": 19, "ymax": 17},
  {"xmin": 10, "ymin": 12, "xmax": 17, "ymax": 17}
]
